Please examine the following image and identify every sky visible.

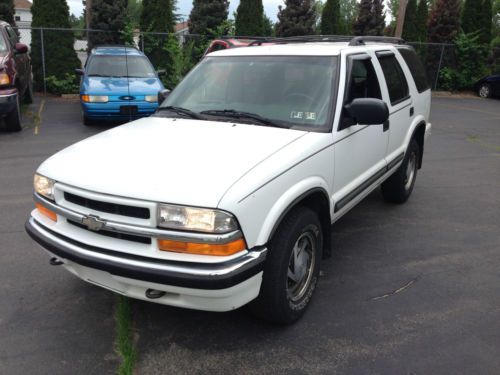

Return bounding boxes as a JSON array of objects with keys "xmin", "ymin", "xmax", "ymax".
[{"xmin": 66, "ymin": 0, "xmax": 286, "ymax": 22}]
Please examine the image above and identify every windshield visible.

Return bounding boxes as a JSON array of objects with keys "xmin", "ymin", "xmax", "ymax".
[
  {"xmin": 161, "ymin": 56, "xmax": 338, "ymax": 130},
  {"xmin": 86, "ymin": 55, "xmax": 156, "ymax": 78}
]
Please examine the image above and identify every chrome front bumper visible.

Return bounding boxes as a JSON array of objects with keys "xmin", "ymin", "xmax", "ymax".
[{"xmin": 26, "ymin": 217, "xmax": 267, "ymax": 290}]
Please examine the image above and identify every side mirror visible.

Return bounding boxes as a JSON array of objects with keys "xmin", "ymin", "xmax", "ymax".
[
  {"xmin": 14, "ymin": 43, "xmax": 28, "ymax": 54},
  {"xmin": 156, "ymin": 69, "xmax": 166, "ymax": 76},
  {"xmin": 344, "ymin": 98, "xmax": 389, "ymax": 125},
  {"xmin": 158, "ymin": 89, "xmax": 171, "ymax": 105},
  {"xmin": 75, "ymin": 68, "xmax": 85, "ymax": 76}
]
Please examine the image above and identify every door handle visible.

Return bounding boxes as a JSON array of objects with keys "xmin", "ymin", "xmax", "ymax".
[{"xmin": 410, "ymin": 107, "xmax": 414, "ymax": 116}]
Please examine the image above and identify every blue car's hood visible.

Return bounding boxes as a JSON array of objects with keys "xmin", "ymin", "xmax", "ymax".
[{"xmin": 82, "ymin": 76, "xmax": 164, "ymax": 95}]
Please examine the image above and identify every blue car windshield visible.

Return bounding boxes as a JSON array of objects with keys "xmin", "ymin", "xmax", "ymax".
[{"xmin": 86, "ymin": 55, "xmax": 156, "ymax": 78}]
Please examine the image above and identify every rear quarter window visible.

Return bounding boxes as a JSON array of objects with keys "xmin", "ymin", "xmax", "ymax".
[{"xmin": 397, "ymin": 48, "xmax": 430, "ymax": 93}]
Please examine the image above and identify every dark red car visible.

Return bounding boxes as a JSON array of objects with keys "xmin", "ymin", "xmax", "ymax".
[
  {"xmin": 0, "ymin": 21, "xmax": 32, "ymax": 132},
  {"xmin": 204, "ymin": 37, "xmax": 274, "ymax": 55}
]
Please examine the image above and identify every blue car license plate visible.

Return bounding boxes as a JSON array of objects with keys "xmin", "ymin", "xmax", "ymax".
[{"xmin": 120, "ymin": 105, "xmax": 138, "ymax": 115}]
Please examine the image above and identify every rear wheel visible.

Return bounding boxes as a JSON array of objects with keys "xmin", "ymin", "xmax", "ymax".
[
  {"xmin": 251, "ymin": 206, "xmax": 322, "ymax": 324},
  {"xmin": 5, "ymin": 94, "xmax": 21, "ymax": 132},
  {"xmin": 23, "ymin": 75, "xmax": 34, "ymax": 104},
  {"xmin": 478, "ymin": 83, "xmax": 491, "ymax": 98},
  {"xmin": 381, "ymin": 138, "xmax": 420, "ymax": 204}
]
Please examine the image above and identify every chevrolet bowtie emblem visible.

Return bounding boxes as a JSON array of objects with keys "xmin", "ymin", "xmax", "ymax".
[{"xmin": 82, "ymin": 214, "xmax": 106, "ymax": 232}]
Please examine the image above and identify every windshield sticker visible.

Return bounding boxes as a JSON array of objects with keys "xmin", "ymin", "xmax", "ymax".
[{"xmin": 291, "ymin": 111, "xmax": 316, "ymax": 120}]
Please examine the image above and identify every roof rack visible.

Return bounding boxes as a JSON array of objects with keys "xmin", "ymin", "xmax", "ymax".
[{"xmin": 240, "ymin": 35, "xmax": 405, "ymax": 46}]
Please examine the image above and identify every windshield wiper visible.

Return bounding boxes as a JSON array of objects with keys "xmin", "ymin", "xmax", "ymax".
[
  {"xmin": 156, "ymin": 106, "xmax": 205, "ymax": 120},
  {"xmin": 200, "ymin": 109, "xmax": 288, "ymax": 128}
]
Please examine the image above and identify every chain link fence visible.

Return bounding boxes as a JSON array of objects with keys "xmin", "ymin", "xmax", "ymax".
[{"xmin": 13, "ymin": 26, "xmax": 457, "ymax": 94}]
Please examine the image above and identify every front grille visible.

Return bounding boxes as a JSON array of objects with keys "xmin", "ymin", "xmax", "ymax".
[
  {"xmin": 64, "ymin": 192, "xmax": 150, "ymax": 219},
  {"xmin": 67, "ymin": 219, "xmax": 151, "ymax": 245}
]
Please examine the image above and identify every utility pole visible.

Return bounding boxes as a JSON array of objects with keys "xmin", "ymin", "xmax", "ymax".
[{"xmin": 395, "ymin": 0, "xmax": 408, "ymax": 38}]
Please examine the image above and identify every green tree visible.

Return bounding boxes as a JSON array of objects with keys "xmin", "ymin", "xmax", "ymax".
[
  {"xmin": 402, "ymin": 0, "xmax": 418, "ymax": 41},
  {"xmin": 415, "ymin": 0, "xmax": 429, "ymax": 42},
  {"xmin": 428, "ymin": 0, "xmax": 461, "ymax": 43},
  {"xmin": 321, "ymin": 0, "xmax": 341, "ymax": 34},
  {"xmin": 235, "ymin": 0, "xmax": 264, "ymax": 36},
  {"xmin": 275, "ymin": 0, "xmax": 317, "ymax": 37},
  {"xmin": 263, "ymin": 14, "xmax": 274, "ymax": 36},
  {"xmin": 387, "ymin": 0, "xmax": 400, "ymax": 22},
  {"xmin": 353, "ymin": 0, "xmax": 385, "ymax": 36},
  {"xmin": 31, "ymin": 0, "xmax": 80, "ymax": 91},
  {"xmin": 339, "ymin": 0, "xmax": 357, "ymax": 34},
  {"xmin": 188, "ymin": 0, "xmax": 229, "ymax": 36},
  {"xmin": 0, "ymin": 0, "xmax": 16, "ymax": 26},
  {"xmin": 461, "ymin": 0, "xmax": 478, "ymax": 34},
  {"xmin": 128, "ymin": 0, "xmax": 143, "ymax": 28},
  {"xmin": 88, "ymin": 0, "xmax": 129, "ymax": 50},
  {"xmin": 479, "ymin": 0, "xmax": 493, "ymax": 44}
]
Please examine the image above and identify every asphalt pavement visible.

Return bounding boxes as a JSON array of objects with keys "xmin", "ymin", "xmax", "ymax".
[{"xmin": 0, "ymin": 96, "xmax": 499, "ymax": 374}]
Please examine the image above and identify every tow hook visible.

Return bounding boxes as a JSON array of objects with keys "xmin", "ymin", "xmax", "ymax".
[
  {"xmin": 145, "ymin": 289, "xmax": 166, "ymax": 299},
  {"xmin": 49, "ymin": 257, "xmax": 64, "ymax": 266}
]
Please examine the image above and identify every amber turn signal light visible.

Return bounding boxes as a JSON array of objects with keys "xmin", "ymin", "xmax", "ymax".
[
  {"xmin": 158, "ymin": 238, "xmax": 246, "ymax": 256},
  {"xmin": 0, "ymin": 73, "xmax": 10, "ymax": 86},
  {"xmin": 81, "ymin": 95, "xmax": 90, "ymax": 102},
  {"xmin": 36, "ymin": 203, "xmax": 57, "ymax": 222}
]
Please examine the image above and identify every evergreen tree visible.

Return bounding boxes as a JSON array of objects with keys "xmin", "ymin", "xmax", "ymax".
[
  {"xmin": 321, "ymin": 0, "xmax": 341, "ymax": 34},
  {"xmin": 88, "ymin": 0, "xmax": 129, "ymax": 50},
  {"xmin": 339, "ymin": 0, "xmax": 358, "ymax": 34},
  {"xmin": 461, "ymin": 0, "xmax": 478, "ymax": 34},
  {"xmin": 402, "ymin": 0, "xmax": 418, "ymax": 40},
  {"xmin": 140, "ymin": 0, "xmax": 179, "ymax": 87},
  {"xmin": 479, "ymin": 0, "xmax": 493, "ymax": 44},
  {"xmin": 0, "ymin": 0, "xmax": 16, "ymax": 26},
  {"xmin": 235, "ymin": 0, "xmax": 264, "ymax": 36},
  {"xmin": 428, "ymin": 0, "xmax": 461, "ymax": 43},
  {"xmin": 188, "ymin": 0, "xmax": 229, "ymax": 36},
  {"xmin": 31, "ymin": 0, "xmax": 80, "ymax": 91},
  {"xmin": 372, "ymin": 0, "xmax": 386, "ymax": 35},
  {"xmin": 275, "ymin": 0, "xmax": 316, "ymax": 37},
  {"xmin": 353, "ymin": 0, "xmax": 385, "ymax": 36},
  {"xmin": 263, "ymin": 14, "xmax": 274, "ymax": 36},
  {"xmin": 415, "ymin": 0, "xmax": 429, "ymax": 42}
]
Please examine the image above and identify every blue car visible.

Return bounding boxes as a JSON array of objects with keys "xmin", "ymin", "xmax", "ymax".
[{"xmin": 76, "ymin": 46, "xmax": 165, "ymax": 125}]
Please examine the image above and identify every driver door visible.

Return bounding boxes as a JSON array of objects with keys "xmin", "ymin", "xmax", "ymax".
[{"xmin": 332, "ymin": 53, "xmax": 389, "ymax": 214}]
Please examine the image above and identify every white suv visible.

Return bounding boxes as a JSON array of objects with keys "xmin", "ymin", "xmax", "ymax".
[{"xmin": 26, "ymin": 36, "xmax": 431, "ymax": 324}]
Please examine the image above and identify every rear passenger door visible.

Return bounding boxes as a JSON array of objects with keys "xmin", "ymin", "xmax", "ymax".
[{"xmin": 375, "ymin": 51, "xmax": 412, "ymax": 165}]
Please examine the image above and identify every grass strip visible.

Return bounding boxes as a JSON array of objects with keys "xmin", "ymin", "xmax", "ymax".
[{"xmin": 115, "ymin": 296, "xmax": 137, "ymax": 375}]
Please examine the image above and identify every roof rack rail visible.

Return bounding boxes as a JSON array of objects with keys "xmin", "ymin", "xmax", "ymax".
[
  {"xmin": 348, "ymin": 36, "xmax": 405, "ymax": 46},
  {"xmin": 240, "ymin": 35, "xmax": 406, "ymax": 46}
]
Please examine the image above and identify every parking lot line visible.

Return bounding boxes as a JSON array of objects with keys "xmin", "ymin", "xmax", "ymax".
[
  {"xmin": 34, "ymin": 99, "xmax": 45, "ymax": 135},
  {"xmin": 434, "ymin": 102, "xmax": 500, "ymax": 117}
]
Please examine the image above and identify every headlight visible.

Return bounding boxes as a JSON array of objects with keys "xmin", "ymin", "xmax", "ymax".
[
  {"xmin": 81, "ymin": 95, "xmax": 109, "ymax": 103},
  {"xmin": 34, "ymin": 174, "xmax": 55, "ymax": 200},
  {"xmin": 145, "ymin": 95, "xmax": 158, "ymax": 103},
  {"xmin": 158, "ymin": 204, "xmax": 238, "ymax": 233}
]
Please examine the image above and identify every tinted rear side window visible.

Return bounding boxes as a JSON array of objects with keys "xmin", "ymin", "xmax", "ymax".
[
  {"xmin": 377, "ymin": 53, "xmax": 410, "ymax": 105},
  {"xmin": 398, "ymin": 48, "xmax": 430, "ymax": 93}
]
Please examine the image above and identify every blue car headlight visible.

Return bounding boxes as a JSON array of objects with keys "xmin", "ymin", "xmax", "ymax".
[{"xmin": 145, "ymin": 95, "xmax": 158, "ymax": 103}]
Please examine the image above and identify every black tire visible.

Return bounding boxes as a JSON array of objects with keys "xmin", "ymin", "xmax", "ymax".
[
  {"xmin": 5, "ymin": 94, "xmax": 21, "ymax": 132},
  {"xmin": 477, "ymin": 83, "xmax": 492, "ymax": 98},
  {"xmin": 83, "ymin": 114, "xmax": 94, "ymax": 126},
  {"xmin": 381, "ymin": 138, "xmax": 420, "ymax": 204},
  {"xmin": 23, "ymin": 75, "xmax": 34, "ymax": 104},
  {"xmin": 251, "ymin": 206, "xmax": 323, "ymax": 324}
]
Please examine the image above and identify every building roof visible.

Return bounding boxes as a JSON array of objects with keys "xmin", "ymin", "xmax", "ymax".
[
  {"xmin": 14, "ymin": 0, "xmax": 32, "ymax": 10},
  {"xmin": 175, "ymin": 21, "xmax": 188, "ymax": 33}
]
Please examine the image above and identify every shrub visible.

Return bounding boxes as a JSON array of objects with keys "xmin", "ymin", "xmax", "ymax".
[{"xmin": 45, "ymin": 74, "xmax": 79, "ymax": 95}]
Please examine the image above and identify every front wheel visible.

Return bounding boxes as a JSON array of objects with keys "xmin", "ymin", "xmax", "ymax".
[
  {"xmin": 5, "ymin": 94, "xmax": 21, "ymax": 132},
  {"xmin": 251, "ymin": 206, "xmax": 322, "ymax": 324},
  {"xmin": 478, "ymin": 83, "xmax": 491, "ymax": 98},
  {"xmin": 381, "ymin": 138, "xmax": 420, "ymax": 204}
]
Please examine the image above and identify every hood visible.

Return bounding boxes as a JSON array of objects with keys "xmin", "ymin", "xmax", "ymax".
[
  {"xmin": 83, "ymin": 76, "xmax": 163, "ymax": 95},
  {"xmin": 38, "ymin": 118, "xmax": 308, "ymax": 208}
]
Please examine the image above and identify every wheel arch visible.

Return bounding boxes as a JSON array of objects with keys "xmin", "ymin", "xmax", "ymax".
[
  {"xmin": 266, "ymin": 187, "xmax": 332, "ymax": 259},
  {"xmin": 411, "ymin": 120, "xmax": 426, "ymax": 169}
]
